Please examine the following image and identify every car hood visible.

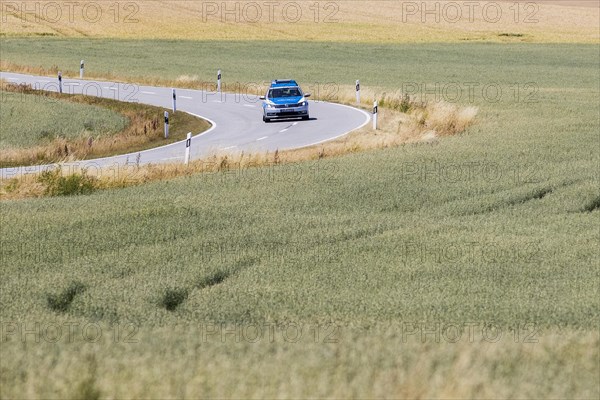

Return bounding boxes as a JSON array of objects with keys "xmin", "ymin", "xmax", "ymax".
[{"xmin": 268, "ymin": 96, "xmax": 304, "ymax": 105}]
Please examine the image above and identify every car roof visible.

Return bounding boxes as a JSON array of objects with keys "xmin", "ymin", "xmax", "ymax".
[{"xmin": 270, "ymin": 79, "xmax": 299, "ymax": 88}]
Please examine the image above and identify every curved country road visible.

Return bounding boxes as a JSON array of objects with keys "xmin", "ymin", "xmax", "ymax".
[{"xmin": 0, "ymin": 72, "xmax": 370, "ymax": 177}]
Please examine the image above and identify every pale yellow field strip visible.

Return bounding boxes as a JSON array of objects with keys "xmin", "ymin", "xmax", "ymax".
[{"xmin": 0, "ymin": 1, "xmax": 598, "ymax": 43}]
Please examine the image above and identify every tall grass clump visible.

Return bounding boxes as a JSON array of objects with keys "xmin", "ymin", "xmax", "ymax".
[
  {"xmin": 421, "ymin": 102, "xmax": 480, "ymax": 136},
  {"xmin": 37, "ymin": 168, "xmax": 97, "ymax": 196}
]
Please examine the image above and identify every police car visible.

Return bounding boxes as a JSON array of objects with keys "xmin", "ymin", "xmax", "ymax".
[{"xmin": 260, "ymin": 80, "xmax": 311, "ymax": 122}]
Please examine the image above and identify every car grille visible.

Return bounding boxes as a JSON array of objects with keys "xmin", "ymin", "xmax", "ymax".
[{"xmin": 274, "ymin": 103, "xmax": 302, "ymax": 109}]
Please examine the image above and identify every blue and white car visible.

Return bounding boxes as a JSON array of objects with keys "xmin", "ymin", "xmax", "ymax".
[{"xmin": 260, "ymin": 80, "xmax": 311, "ymax": 122}]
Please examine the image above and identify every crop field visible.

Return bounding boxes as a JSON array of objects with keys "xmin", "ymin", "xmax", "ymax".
[
  {"xmin": 0, "ymin": 0, "xmax": 598, "ymax": 43},
  {"xmin": 1, "ymin": 1, "xmax": 599, "ymax": 399},
  {"xmin": 0, "ymin": 90, "xmax": 127, "ymax": 148},
  {"xmin": 0, "ymin": 84, "xmax": 210, "ymax": 167},
  {"xmin": 1, "ymin": 39, "xmax": 598, "ymax": 98}
]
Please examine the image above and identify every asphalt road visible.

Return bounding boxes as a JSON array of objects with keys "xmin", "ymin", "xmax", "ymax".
[{"xmin": 0, "ymin": 72, "xmax": 370, "ymax": 177}]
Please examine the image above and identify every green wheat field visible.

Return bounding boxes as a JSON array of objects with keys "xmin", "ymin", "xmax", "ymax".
[{"xmin": 1, "ymin": 24, "xmax": 599, "ymax": 400}]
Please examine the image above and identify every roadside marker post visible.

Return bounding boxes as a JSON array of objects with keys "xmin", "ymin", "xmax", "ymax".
[
  {"xmin": 373, "ymin": 100, "xmax": 378, "ymax": 130},
  {"xmin": 172, "ymin": 88, "xmax": 177, "ymax": 112},
  {"xmin": 184, "ymin": 132, "xmax": 192, "ymax": 165},
  {"xmin": 356, "ymin": 80, "xmax": 360, "ymax": 104},
  {"xmin": 164, "ymin": 111, "xmax": 169, "ymax": 139},
  {"xmin": 217, "ymin": 70, "xmax": 222, "ymax": 93},
  {"xmin": 80, "ymin": 60, "xmax": 84, "ymax": 79},
  {"xmin": 58, "ymin": 72, "xmax": 63, "ymax": 93}
]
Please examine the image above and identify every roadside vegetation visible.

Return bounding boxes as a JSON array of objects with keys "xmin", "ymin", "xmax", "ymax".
[
  {"xmin": 0, "ymin": 81, "xmax": 210, "ymax": 168},
  {"xmin": 0, "ymin": 90, "xmax": 478, "ymax": 200}
]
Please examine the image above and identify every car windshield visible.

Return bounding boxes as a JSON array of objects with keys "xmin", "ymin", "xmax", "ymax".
[{"xmin": 269, "ymin": 87, "xmax": 302, "ymax": 98}]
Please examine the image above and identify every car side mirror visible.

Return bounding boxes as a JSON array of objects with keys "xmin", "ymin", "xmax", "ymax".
[
  {"xmin": 259, "ymin": 96, "xmax": 266, "ymax": 100},
  {"xmin": 304, "ymin": 93, "xmax": 311, "ymax": 98}
]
